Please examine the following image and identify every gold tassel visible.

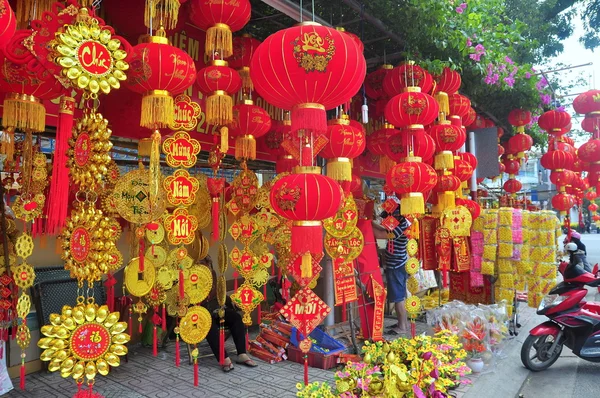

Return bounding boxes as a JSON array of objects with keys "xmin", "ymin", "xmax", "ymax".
[
  {"xmin": 435, "ymin": 92, "xmax": 449, "ymax": 119},
  {"xmin": 145, "ymin": 0, "xmax": 180, "ymax": 30},
  {"xmin": 238, "ymin": 67, "xmax": 253, "ymax": 93},
  {"xmin": 326, "ymin": 158, "xmax": 352, "ymax": 181},
  {"xmin": 206, "ymin": 92, "xmax": 233, "ymax": 126},
  {"xmin": 434, "ymin": 151, "xmax": 454, "ymax": 170},
  {"xmin": 379, "ymin": 156, "xmax": 395, "ymax": 174},
  {"xmin": 149, "ymin": 130, "xmax": 162, "ymax": 205},
  {"xmin": 300, "ymin": 252, "xmax": 312, "ymax": 279},
  {"xmin": 220, "ymin": 126, "xmax": 229, "ymax": 153},
  {"xmin": 1, "ymin": 127, "xmax": 15, "ymax": 161},
  {"xmin": 206, "ymin": 23, "xmax": 233, "ymax": 58},
  {"xmin": 16, "ymin": 0, "xmax": 54, "ymax": 29},
  {"xmin": 400, "ymin": 193, "xmax": 424, "ymax": 216},
  {"xmin": 3, "ymin": 94, "xmax": 46, "ymax": 132},
  {"xmin": 235, "ymin": 135, "xmax": 256, "ymax": 161},
  {"xmin": 141, "ymin": 90, "xmax": 174, "ymax": 129},
  {"xmin": 437, "ymin": 191, "xmax": 456, "ymax": 210}
]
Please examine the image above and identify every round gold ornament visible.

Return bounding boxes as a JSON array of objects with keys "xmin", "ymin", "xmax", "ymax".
[
  {"xmin": 218, "ymin": 244, "xmax": 228, "ymax": 274},
  {"xmin": 38, "ymin": 303, "xmax": 129, "ymax": 380},
  {"xmin": 166, "ymin": 249, "xmax": 193, "ymax": 270},
  {"xmin": 67, "ymin": 111, "xmax": 113, "ymax": 189},
  {"xmin": 189, "ymin": 188, "xmax": 211, "ymax": 230},
  {"xmin": 184, "ymin": 265, "xmax": 213, "ymax": 304},
  {"xmin": 12, "ymin": 262, "xmax": 35, "ymax": 289},
  {"xmin": 145, "ymin": 283, "xmax": 167, "ymax": 307},
  {"xmin": 217, "ymin": 275, "xmax": 227, "ymax": 307},
  {"xmin": 17, "ymin": 293, "xmax": 31, "ymax": 319},
  {"xmin": 12, "ymin": 194, "xmax": 45, "ymax": 222},
  {"xmin": 107, "ymin": 219, "xmax": 122, "ymax": 241},
  {"xmin": 166, "ymin": 289, "xmax": 190, "ymax": 317},
  {"xmin": 16, "ymin": 324, "xmax": 31, "ymax": 350},
  {"xmin": 15, "ymin": 233, "xmax": 34, "ymax": 259},
  {"xmin": 198, "ymin": 234, "xmax": 210, "ymax": 260},
  {"xmin": 324, "ymin": 227, "xmax": 364, "ymax": 262},
  {"xmin": 441, "ymin": 206, "xmax": 473, "ymax": 237},
  {"xmin": 107, "ymin": 248, "xmax": 123, "ymax": 271},
  {"xmin": 146, "ymin": 224, "xmax": 165, "ymax": 245},
  {"xmin": 249, "ymin": 269, "xmax": 270, "ymax": 288},
  {"xmin": 54, "ymin": 9, "xmax": 129, "ymax": 95},
  {"xmin": 156, "ymin": 266, "xmax": 175, "ymax": 290},
  {"xmin": 112, "ymin": 169, "xmax": 166, "ymax": 224},
  {"xmin": 405, "ymin": 258, "xmax": 420, "ymax": 275},
  {"xmin": 124, "ymin": 257, "xmax": 156, "ymax": 297},
  {"xmin": 105, "ymin": 160, "xmax": 120, "ymax": 188},
  {"xmin": 33, "ymin": 153, "xmax": 47, "ymax": 168},
  {"xmin": 146, "ymin": 245, "xmax": 167, "ymax": 268},
  {"xmin": 179, "ymin": 306, "xmax": 212, "ymax": 345},
  {"xmin": 407, "ymin": 276, "xmax": 419, "ymax": 294},
  {"xmin": 407, "ymin": 239, "xmax": 419, "ymax": 257},
  {"xmin": 405, "ymin": 296, "xmax": 421, "ymax": 317},
  {"xmin": 219, "ymin": 210, "xmax": 227, "ymax": 241},
  {"xmin": 324, "ymin": 195, "xmax": 358, "ymax": 238}
]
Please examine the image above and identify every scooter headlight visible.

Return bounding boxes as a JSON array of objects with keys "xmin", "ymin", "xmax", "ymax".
[{"xmin": 538, "ymin": 294, "xmax": 567, "ymax": 312}]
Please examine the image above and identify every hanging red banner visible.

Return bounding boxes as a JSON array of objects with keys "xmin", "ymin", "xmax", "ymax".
[
  {"xmin": 333, "ymin": 260, "xmax": 358, "ymax": 306},
  {"xmin": 371, "ymin": 277, "xmax": 386, "ymax": 342}
]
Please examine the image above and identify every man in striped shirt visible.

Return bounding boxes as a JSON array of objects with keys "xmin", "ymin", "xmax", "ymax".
[{"xmin": 373, "ymin": 207, "xmax": 411, "ymax": 335}]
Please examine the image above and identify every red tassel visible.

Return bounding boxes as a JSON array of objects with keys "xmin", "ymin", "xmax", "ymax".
[
  {"xmin": 46, "ymin": 96, "xmax": 75, "ymax": 235},
  {"xmin": 105, "ymin": 273, "xmax": 116, "ymax": 312},
  {"xmin": 219, "ymin": 320, "xmax": 225, "ymax": 366},
  {"xmin": 175, "ymin": 335, "xmax": 180, "ymax": 367},
  {"xmin": 212, "ymin": 198, "xmax": 219, "ymax": 241},
  {"xmin": 20, "ymin": 360, "xmax": 25, "ymax": 390},
  {"xmin": 193, "ymin": 359, "xmax": 199, "ymax": 387},
  {"xmin": 179, "ymin": 269, "xmax": 185, "ymax": 300},
  {"xmin": 303, "ymin": 355, "xmax": 309, "ymax": 386},
  {"xmin": 291, "ymin": 224, "xmax": 323, "ymax": 253},
  {"xmin": 153, "ymin": 326, "xmax": 157, "ymax": 357},
  {"xmin": 139, "ymin": 239, "xmax": 145, "ymax": 272},
  {"xmin": 234, "ymin": 271, "xmax": 238, "ymax": 291},
  {"xmin": 411, "ymin": 321, "xmax": 416, "ymax": 338},
  {"xmin": 162, "ymin": 305, "xmax": 167, "ymax": 331}
]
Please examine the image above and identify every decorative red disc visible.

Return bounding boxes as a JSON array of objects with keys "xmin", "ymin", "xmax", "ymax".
[
  {"xmin": 74, "ymin": 133, "xmax": 91, "ymax": 167},
  {"xmin": 70, "ymin": 323, "xmax": 111, "ymax": 361},
  {"xmin": 77, "ymin": 41, "xmax": 113, "ymax": 76},
  {"xmin": 70, "ymin": 227, "xmax": 91, "ymax": 263}
]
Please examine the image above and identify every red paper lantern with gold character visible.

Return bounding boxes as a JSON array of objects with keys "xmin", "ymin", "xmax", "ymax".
[
  {"xmin": 228, "ymin": 100, "xmax": 271, "ymax": 160},
  {"xmin": 508, "ymin": 109, "xmax": 532, "ymax": 133},
  {"xmin": 538, "ymin": 110, "xmax": 571, "ymax": 136},
  {"xmin": 573, "ymin": 90, "xmax": 600, "ymax": 115},
  {"xmin": 552, "ymin": 193, "xmax": 574, "ymax": 214},
  {"xmin": 251, "ymin": 23, "xmax": 366, "ymax": 136},
  {"xmin": 588, "ymin": 203, "xmax": 598, "ymax": 212},
  {"xmin": 383, "ymin": 130, "xmax": 408, "ymax": 163},
  {"xmin": 321, "ymin": 117, "xmax": 366, "ymax": 181},
  {"xmin": 585, "ymin": 190, "xmax": 597, "ymax": 201},
  {"xmin": 385, "ymin": 88, "xmax": 439, "ymax": 134},
  {"xmin": 503, "ymin": 158, "xmax": 520, "ymax": 175},
  {"xmin": 433, "ymin": 174, "xmax": 461, "ymax": 193},
  {"xmin": 189, "ymin": 0, "xmax": 251, "ymax": 58},
  {"xmin": 448, "ymin": 93, "xmax": 471, "ymax": 118},
  {"xmin": 229, "ymin": 34, "xmax": 261, "ymax": 92},
  {"xmin": 456, "ymin": 198, "xmax": 481, "ymax": 219},
  {"xmin": 270, "ymin": 168, "xmax": 343, "ymax": 254},
  {"xmin": 0, "ymin": 0, "xmax": 16, "ymax": 53},
  {"xmin": 508, "ymin": 133, "xmax": 533, "ymax": 159},
  {"xmin": 582, "ymin": 115, "xmax": 600, "ymax": 135},
  {"xmin": 196, "ymin": 60, "xmax": 242, "ymax": 126},
  {"xmin": 432, "ymin": 67, "xmax": 461, "ymax": 117},
  {"xmin": 504, "ymin": 179, "xmax": 522, "ymax": 194},
  {"xmin": 386, "ymin": 160, "xmax": 438, "ymax": 215},
  {"xmin": 365, "ymin": 64, "xmax": 393, "ymax": 100},
  {"xmin": 540, "ymin": 150, "xmax": 573, "ymax": 170},
  {"xmin": 462, "ymin": 107, "xmax": 477, "ymax": 128},
  {"xmin": 383, "ymin": 62, "xmax": 433, "ymax": 98},
  {"xmin": 124, "ymin": 34, "xmax": 197, "ymax": 129},
  {"xmin": 453, "ymin": 159, "xmax": 473, "ymax": 182},
  {"xmin": 550, "ymin": 170, "xmax": 576, "ymax": 187},
  {"xmin": 459, "ymin": 152, "xmax": 478, "ymax": 170},
  {"xmin": 429, "ymin": 122, "xmax": 465, "ymax": 169},
  {"xmin": 578, "ymin": 139, "xmax": 600, "ymax": 163}
]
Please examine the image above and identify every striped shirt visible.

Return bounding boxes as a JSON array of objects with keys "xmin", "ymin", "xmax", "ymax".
[{"xmin": 385, "ymin": 216, "xmax": 411, "ymax": 269}]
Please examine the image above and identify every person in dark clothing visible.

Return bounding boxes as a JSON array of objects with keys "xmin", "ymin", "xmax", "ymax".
[
  {"xmin": 201, "ymin": 256, "xmax": 257, "ymax": 372},
  {"xmin": 565, "ymin": 241, "xmax": 591, "ymax": 272}
]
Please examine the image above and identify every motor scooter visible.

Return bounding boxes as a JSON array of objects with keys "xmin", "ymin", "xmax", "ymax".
[{"xmin": 521, "ymin": 260, "xmax": 600, "ymax": 371}]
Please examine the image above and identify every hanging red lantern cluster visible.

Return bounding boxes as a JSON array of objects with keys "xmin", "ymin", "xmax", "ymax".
[
  {"xmin": 386, "ymin": 159, "xmax": 438, "ymax": 215},
  {"xmin": 196, "ymin": 60, "xmax": 242, "ymax": 130},
  {"xmin": 228, "ymin": 100, "xmax": 272, "ymax": 160},
  {"xmin": 229, "ymin": 34, "xmax": 261, "ymax": 93},
  {"xmin": 432, "ymin": 67, "xmax": 461, "ymax": 119},
  {"xmin": 507, "ymin": 109, "xmax": 533, "ymax": 160},
  {"xmin": 573, "ymin": 89, "xmax": 600, "ymax": 138}
]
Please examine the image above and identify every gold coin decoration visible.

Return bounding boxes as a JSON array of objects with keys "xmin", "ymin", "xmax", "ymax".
[
  {"xmin": 167, "ymin": 249, "xmax": 193, "ymax": 270},
  {"xmin": 405, "ymin": 258, "xmax": 420, "ymax": 275},
  {"xmin": 107, "ymin": 248, "xmax": 123, "ymax": 271},
  {"xmin": 405, "ymin": 296, "xmax": 422, "ymax": 317},
  {"xmin": 124, "ymin": 257, "xmax": 156, "ymax": 297},
  {"xmin": 218, "ymin": 244, "xmax": 228, "ymax": 274},
  {"xmin": 198, "ymin": 234, "xmax": 210, "ymax": 260},
  {"xmin": 407, "ymin": 276, "xmax": 419, "ymax": 294},
  {"xmin": 219, "ymin": 210, "xmax": 227, "ymax": 241},
  {"xmin": 54, "ymin": 8, "xmax": 129, "ymax": 95},
  {"xmin": 166, "ymin": 289, "xmax": 190, "ymax": 317},
  {"xmin": 146, "ymin": 245, "xmax": 167, "ymax": 268},
  {"xmin": 324, "ymin": 227, "xmax": 364, "ymax": 262},
  {"xmin": 38, "ymin": 303, "xmax": 130, "ymax": 380},
  {"xmin": 217, "ymin": 275, "xmax": 227, "ymax": 307},
  {"xmin": 324, "ymin": 195, "xmax": 358, "ymax": 238},
  {"xmin": 179, "ymin": 306, "xmax": 212, "ymax": 345},
  {"xmin": 156, "ymin": 267, "xmax": 176, "ymax": 290},
  {"xmin": 146, "ymin": 224, "xmax": 165, "ymax": 244},
  {"xmin": 16, "ymin": 324, "xmax": 31, "ymax": 350},
  {"xmin": 249, "ymin": 269, "xmax": 270, "ymax": 287},
  {"xmin": 112, "ymin": 169, "xmax": 167, "ymax": 224},
  {"xmin": 189, "ymin": 187, "xmax": 211, "ymax": 230},
  {"xmin": 145, "ymin": 283, "xmax": 167, "ymax": 307},
  {"xmin": 17, "ymin": 293, "xmax": 31, "ymax": 319},
  {"xmin": 184, "ymin": 265, "xmax": 213, "ymax": 304},
  {"xmin": 67, "ymin": 111, "xmax": 113, "ymax": 189},
  {"xmin": 407, "ymin": 239, "xmax": 419, "ymax": 257},
  {"xmin": 12, "ymin": 262, "xmax": 35, "ymax": 289},
  {"xmin": 12, "ymin": 194, "xmax": 45, "ymax": 222},
  {"xmin": 15, "ymin": 233, "xmax": 34, "ymax": 259}
]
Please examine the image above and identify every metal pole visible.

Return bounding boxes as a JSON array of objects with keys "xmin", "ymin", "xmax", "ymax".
[
  {"xmin": 533, "ymin": 62, "xmax": 593, "ymax": 76},
  {"xmin": 469, "ymin": 131, "xmax": 478, "ymax": 199},
  {"xmin": 322, "ymin": 258, "xmax": 335, "ymax": 326}
]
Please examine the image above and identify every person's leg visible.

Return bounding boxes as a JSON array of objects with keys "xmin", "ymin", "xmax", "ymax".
[
  {"xmin": 386, "ymin": 267, "xmax": 408, "ymax": 334},
  {"xmin": 223, "ymin": 309, "xmax": 247, "ymax": 355},
  {"xmin": 205, "ymin": 318, "xmax": 229, "ymax": 362},
  {"xmin": 395, "ymin": 300, "xmax": 408, "ymax": 331}
]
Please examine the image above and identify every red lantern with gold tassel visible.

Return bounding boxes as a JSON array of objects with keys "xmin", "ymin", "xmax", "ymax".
[
  {"xmin": 413, "ymin": 132, "xmax": 436, "ymax": 162},
  {"xmin": 383, "ymin": 62, "xmax": 433, "ymax": 98},
  {"xmin": 588, "ymin": 202, "xmax": 598, "ymax": 212},
  {"xmin": 189, "ymin": 0, "xmax": 251, "ymax": 58},
  {"xmin": 508, "ymin": 133, "xmax": 533, "ymax": 160},
  {"xmin": 384, "ymin": 88, "xmax": 439, "ymax": 135},
  {"xmin": 251, "ymin": 23, "xmax": 366, "ymax": 136},
  {"xmin": 432, "ymin": 67, "xmax": 461, "ymax": 120},
  {"xmin": 462, "ymin": 107, "xmax": 477, "ymax": 128},
  {"xmin": 504, "ymin": 178, "xmax": 522, "ymax": 196},
  {"xmin": 365, "ymin": 64, "xmax": 393, "ymax": 100},
  {"xmin": 0, "ymin": 0, "xmax": 16, "ymax": 53},
  {"xmin": 541, "ymin": 150, "xmax": 573, "ymax": 171},
  {"xmin": 577, "ymin": 139, "xmax": 600, "ymax": 163},
  {"xmin": 321, "ymin": 116, "xmax": 366, "ymax": 180},
  {"xmin": 538, "ymin": 109, "xmax": 571, "ymax": 137},
  {"xmin": 552, "ymin": 193, "xmax": 575, "ymax": 216},
  {"xmin": 144, "ymin": 0, "xmax": 184, "ymax": 31},
  {"xmin": 229, "ymin": 34, "xmax": 261, "ymax": 93},
  {"xmin": 508, "ymin": 109, "xmax": 532, "ymax": 133},
  {"xmin": 429, "ymin": 122, "xmax": 465, "ymax": 170},
  {"xmin": 228, "ymin": 100, "xmax": 271, "ymax": 160},
  {"xmin": 386, "ymin": 158, "xmax": 438, "ymax": 215},
  {"xmin": 448, "ymin": 93, "xmax": 471, "ymax": 127}
]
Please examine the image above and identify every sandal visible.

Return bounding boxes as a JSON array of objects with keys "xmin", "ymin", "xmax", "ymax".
[
  {"xmin": 236, "ymin": 359, "xmax": 258, "ymax": 368},
  {"xmin": 222, "ymin": 362, "xmax": 234, "ymax": 372}
]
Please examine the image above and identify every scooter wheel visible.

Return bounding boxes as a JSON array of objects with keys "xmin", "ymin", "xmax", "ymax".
[{"xmin": 521, "ymin": 334, "xmax": 562, "ymax": 371}]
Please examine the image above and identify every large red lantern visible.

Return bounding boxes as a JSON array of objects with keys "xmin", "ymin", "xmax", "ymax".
[
  {"xmin": 429, "ymin": 122, "xmax": 465, "ymax": 169},
  {"xmin": 504, "ymin": 178, "xmax": 522, "ymax": 195},
  {"xmin": 228, "ymin": 100, "xmax": 271, "ymax": 160},
  {"xmin": 365, "ymin": 64, "xmax": 393, "ymax": 100},
  {"xmin": 508, "ymin": 109, "xmax": 532, "ymax": 133},
  {"xmin": 448, "ymin": 93, "xmax": 471, "ymax": 119},
  {"xmin": 459, "ymin": 152, "xmax": 478, "ymax": 170},
  {"xmin": 196, "ymin": 60, "xmax": 242, "ymax": 126},
  {"xmin": 578, "ymin": 139, "xmax": 600, "ymax": 163},
  {"xmin": 336, "ymin": 27, "xmax": 364, "ymax": 53},
  {"xmin": 251, "ymin": 23, "xmax": 366, "ymax": 136},
  {"xmin": 189, "ymin": 0, "xmax": 251, "ymax": 58},
  {"xmin": 384, "ymin": 88, "xmax": 439, "ymax": 134},
  {"xmin": 386, "ymin": 160, "xmax": 438, "ymax": 215},
  {"xmin": 552, "ymin": 193, "xmax": 574, "ymax": 214},
  {"xmin": 573, "ymin": 90, "xmax": 600, "ymax": 115},
  {"xmin": 538, "ymin": 110, "xmax": 571, "ymax": 136},
  {"xmin": 383, "ymin": 62, "xmax": 433, "ymax": 98},
  {"xmin": 124, "ymin": 35, "xmax": 197, "ymax": 129},
  {"xmin": 0, "ymin": 0, "xmax": 16, "ymax": 53},
  {"xmin": 321, "ymin": 117, "xmax": 366, "ymax": 181},
  {"xmin": 432, "ymin": 67, "xmax": 461, "ymax": 117},
  {"xmin": 453, "ymin": 158, "xmax": 474, "ymax": 182},
  {"xmin": 540, "ymin": 150, "xmax": 573, "ymax": 171},
  {"xmin": 508, "ymin": 133, "xmax": 533, "ymax": 159},
  {"xmin": 456, "ymin": 198, "xmax": 481, "ymax": 219},
  {"xmin": 229, "ymin": 34, "xmax": 261, "ymax": 92},
  {"xmin": 413, "ymin": 132, "xmax": 436, "ymax": 161},
  {"xmin": 270, "ymin": 168, "xmax": 343, "ymax": 254},
  {"xmin": 463, "ymin": 107, "xmax": 477, "ymax": 128}
]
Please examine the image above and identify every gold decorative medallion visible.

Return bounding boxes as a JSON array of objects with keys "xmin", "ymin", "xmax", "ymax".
[{"xmin": 124, "ymin": 258, "xmax": 156, "ymax": 297}]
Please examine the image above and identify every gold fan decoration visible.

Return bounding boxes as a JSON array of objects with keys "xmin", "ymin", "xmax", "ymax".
[
  {"xmin": 67, "ymin": 111, "xmax": 113, "ymax": 189},
  {"xmin": 38, "ymin": 303, "xmax": 130, "ymax": 380},
  {"xmin": 54, "ymin": 8, "xmax": 128, "ymax": 95}
]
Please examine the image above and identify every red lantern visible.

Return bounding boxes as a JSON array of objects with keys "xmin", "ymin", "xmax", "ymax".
[
  {"xmin": 0, "ymin": 0, "xmax": 16, "ymax": 53},
  {"xmin": 538, "ymin": 110, "xmax": 571, "ymax": 136},
  {"xmin": 497, "ymin": 144, "xmax": 505, "ymax": 157},
  {"xmin": 365, "ymin": 64, "xmax": 393, "ymax": 100},
  {"xmin": 413, "ymin": 133, "xmax": 436, "ymax": 161},
  {"xmin": 429, "ymin": 122, "xmax": 465, "ymax": 170},
  {"xmin": 573, "ymin": 90, "xmax": 600, "ymax": 115},
  {"xmin": 432, "ymin": 67, "xmax": 461, "ymax": 117},
  {"xmin": 586, "ymin": 191, "xmax": 597, "ymax": 201},
  {"xmin": 456, "ymin": 198, "xmax": 481, "ymax": 219},
  {"xmin": 228, "ymin": 100, "xmax": 271, "ymax": 160},
  {"xmin": 504, "ymin": 179, "xmax": 522, "ymax": 194},
  {"xmin": 550, "ymin": 170, "xmax": 576, "ymax": 187},
  {"xmin": 124, "ymin": 35, "xmax": 197, "ymax": 129},
  {"xmin": 578, "ymin": 139, "xmax": 600, "ymax": 163},
  {"xmin": 336, "ymin": 27, "xmax": 364, "ymax": 53},
  {"xmin": 508, "ymin": 133, "xmax": 533, "ymax": 158},
  {"xmin": 386, "ymin": 161, "xmax": 438, "ymax": 215},
  {"xmin": 251, "ymin": 23, "xmax": 366, "ymax": 136},
  {"xmin": 270, "ymin": 169, "xmax": 343, "ymax": 254},
  {"xmin": 463, "ymin": 107, "xmax": 477, "ymax": 127},
  {"xmin": 433, "ymin": 174, "xmax": 461, "ymax": 193},
  {"xmin": 196, "ymin": 60, "xmax": 242, "ymax": 126},
  {"xmin": 582, "ymin": 115, "xmax": 600, "ymax": 135},
  {"xmin": 383, "ymin": 62, "xmax": 433, "ymax": 98},
  {"xmin": 453, "ymin": 159, "xmax": 473, "ymax": 182},
  {"xmin": 189, "ymin": 0, "xmax": 251, "ymax": 58},
  {"xmin": 383, "ymin": 131, "xmax": 409, "ymax": 163},
  {"xmin": 503, "ymin": 158, "xmax": 520, "ymax": 175},
  {"xmin": 459, "ymin": 152, "xmax": 478, "ymax": 170},
  {"xmin": 552, "ymin": 193, "xmax": 574, "ymax": 214},
  {"xmin": 385, "ymin": 88, "xmax": 439, "ymax": 134},
  {"xmin": 229, "ymin": 34, "xmax": 261, "ymax": 92},
  {"xmin": 589, "ymin": 203, "xmax": 599, "ymax": 212},
  {"xmin": 541, "ymin": 150, "xmax": 573, "ymax": 171},
  {"xmin": 366, "ymin": 128, "xmax": 385, "ymax": 156},
  {"xmin": 497, "ymin": 162, "xmax": 506, "ymax": 176},
  {"xmin": 507, "ymin": 109, "xmax": 532, "ymax": 133},
  {"xmin": 321, "ymin": 117, "xmax": 366, "ymax": 181},
  {"xmin": 448, "ymin": 93, "xmax": 471, "ymax": 118}
]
